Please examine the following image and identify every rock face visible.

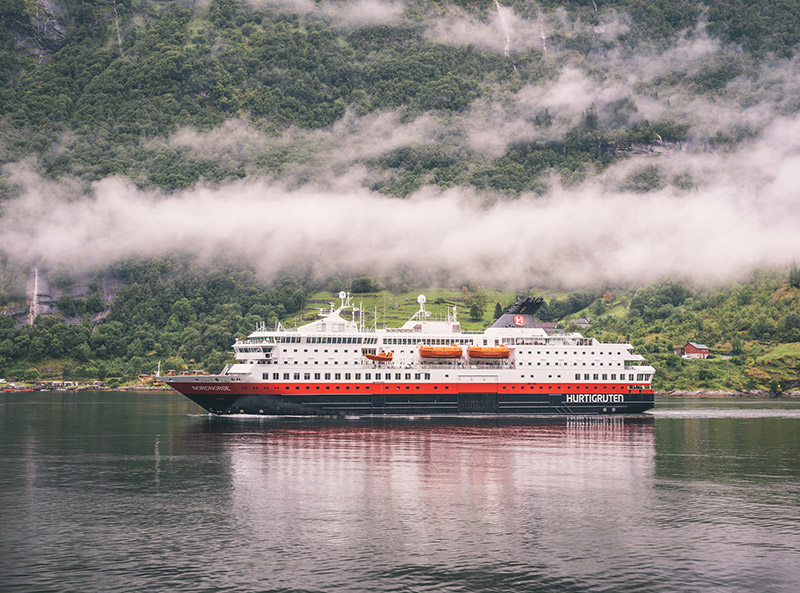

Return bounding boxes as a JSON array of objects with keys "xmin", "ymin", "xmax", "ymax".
[
  {"xmin": 20, "ymin": 268, "xmax": 125, "ymax": 328},
  {"xmin": 8, "ymin": 0, "xmax": 67, "ymax": 60}
]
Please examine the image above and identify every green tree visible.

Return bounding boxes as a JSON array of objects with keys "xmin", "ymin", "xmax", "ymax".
[
  {"xmin": 57, "ymin": 295, "xmax": 78, "ymax": 317},
  {"xmin": 351, "ymin": 277, "xmax": 377, "ymax": 294},
  {"xmin": 789, "ymin": 264, "xmax": 800, "ymax": 289},
  {"xmin": 469, "ymin": 302, "xmax": 484, "ymax": 322},
  {"xmin": 769, "ymin": 378, "xmax": 782, "ymax": 395}
]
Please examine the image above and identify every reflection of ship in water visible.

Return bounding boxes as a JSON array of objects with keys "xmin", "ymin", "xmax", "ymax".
[
  {"xmin": 188, "ymin": 415, "xmax": 654, "ymax": 438},
  {"xmin": 181, "ymin": 416, "xmax": 655, "ymax": 560}
]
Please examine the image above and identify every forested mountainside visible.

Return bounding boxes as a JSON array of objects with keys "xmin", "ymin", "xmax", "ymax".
[
  {"xmin": 3, "ymin": 0, "xmax": 800, "ymax": 194},
  {"xmin": 1, "ymin": 261, "xmax": 799, "ymax": 393},
  {"xmin": 1, "ymin": 0, "xmax": 799, "ymax": 390}
]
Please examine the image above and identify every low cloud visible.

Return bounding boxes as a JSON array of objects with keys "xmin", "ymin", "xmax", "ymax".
[
  {"xmin": 165, "ymin": 111, "xmax": 443, "ymax": 174},
  {"xmin": 243, "ymin": 0, "xmax": 404, "ymax": 28},
  {"xmin": 3, "ymin": 113, "xmax": 800, "ymax": 289}
]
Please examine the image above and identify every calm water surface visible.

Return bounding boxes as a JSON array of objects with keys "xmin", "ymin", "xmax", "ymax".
[{"xmin": 1, "ymin": 393, "xmax": 798, "ymax": 593}]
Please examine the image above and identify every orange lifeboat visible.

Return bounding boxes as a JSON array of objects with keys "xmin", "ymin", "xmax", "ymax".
[
  {"xmin": 365, "ymin": 351, "xmax": 393, "ymax": 362},
  {"xmin": 419, "ymin": 344, "xmax": 463, "ymax": 359},
  {"xmin": 467, "ymin": 345, "xmax": 510, "ymax": 359}
]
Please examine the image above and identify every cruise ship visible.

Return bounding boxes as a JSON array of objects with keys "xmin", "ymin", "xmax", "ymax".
[{"xmin": 161, "ymin": 293, "xmax": 655, "ymax": 416}]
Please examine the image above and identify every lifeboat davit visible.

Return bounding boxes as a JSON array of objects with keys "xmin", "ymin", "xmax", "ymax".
[
  {"xmin": 365, "ymin": 351, "xmax": 393, "ymax": 362},
  {"xmin": 467, "ymin": 345, "xmax": 510, "ymax": 359},
  {"xmin": 419, "ymin": 344, "xmax": 463, "ymax": 359}
]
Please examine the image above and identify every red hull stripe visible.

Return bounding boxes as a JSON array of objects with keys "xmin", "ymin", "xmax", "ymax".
[{"xmin": 172, "ymin": 381, "xmax": 653, "ymax": 396}]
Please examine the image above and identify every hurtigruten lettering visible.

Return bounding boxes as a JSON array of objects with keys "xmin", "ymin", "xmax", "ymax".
[{"xmin": 566, "ymin": 394, "xmax": 624, "ymax": 404}]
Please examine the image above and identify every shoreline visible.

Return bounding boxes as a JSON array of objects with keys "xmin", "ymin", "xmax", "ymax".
[{"xmin": 657, "ymin": 390, "xmax": 800, "ymax": 398}]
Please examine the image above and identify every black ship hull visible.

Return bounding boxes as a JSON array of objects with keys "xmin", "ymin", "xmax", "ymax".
[{"xmin": 180, "ymin": 390, "xmax": 654, "ymax": 416}]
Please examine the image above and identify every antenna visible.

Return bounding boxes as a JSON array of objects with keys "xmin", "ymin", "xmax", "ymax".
[{"xmin": 416, "ymin": 294, "xmax": 430, "ymax": 318}]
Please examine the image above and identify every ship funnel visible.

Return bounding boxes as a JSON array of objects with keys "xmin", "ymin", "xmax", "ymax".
[{"xmin": 490, "ymin": 297, "xmax": 544, "ymax": 328}]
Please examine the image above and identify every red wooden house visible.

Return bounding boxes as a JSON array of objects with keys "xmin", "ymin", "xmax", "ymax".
[{"xmin": 683, "ymin": 342, "xmax": 710, "ymax": 359}]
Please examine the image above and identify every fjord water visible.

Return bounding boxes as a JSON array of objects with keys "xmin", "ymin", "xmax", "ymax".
[{"xmin": 1, "ymin": 393, "xmax": 798, "ymax": 593}]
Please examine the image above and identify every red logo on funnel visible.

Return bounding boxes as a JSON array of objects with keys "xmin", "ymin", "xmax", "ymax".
[{"xmin": 513, "ymin": 315, "xmax": 526, "ymax": 326}]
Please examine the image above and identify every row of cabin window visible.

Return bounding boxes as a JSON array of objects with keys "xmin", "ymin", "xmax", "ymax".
[
  {"xmin": 252, "ymin": 336, "xmax": 379, "ymax": 344},
  {"xmin": 519, "ymin": 361, "xmax": 628, "ymax": 368},
  {"xmin": 384, "ymin": 338, "xmax": 473, "ymax": 345},
  {"xmin": 264, "ymin": 372, "xmax": 433, "ymax": 381},
  {"xmin": 498, "ymin": 338, "xmax": 594, "ymax": 346},
  {"xmin": 517, "ymin": 350, "xmax": 623, "ymax": 356},
  {"xmin": 263, "ymin": 359, "xmax": 359, "ymax": 365},
  {"xmin": 574, "ymin": 373, "xmax": 653, "ymax": 381},
  {"xmin": 306, "ymin": 336, "xmax": 378, "ymax": 344}
]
